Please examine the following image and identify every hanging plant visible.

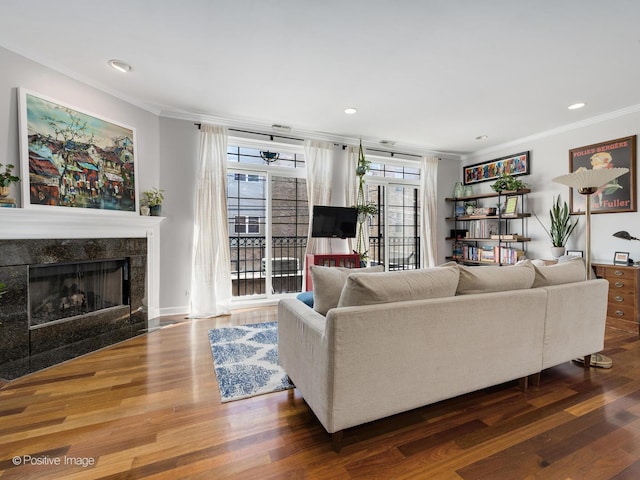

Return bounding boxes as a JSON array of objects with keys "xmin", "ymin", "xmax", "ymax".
[{"xmin": 354, "ymin": 141, "xmax": 377, "ymax": 262}]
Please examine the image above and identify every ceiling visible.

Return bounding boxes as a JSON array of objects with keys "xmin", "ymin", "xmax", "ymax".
[{"xmin": 1, "ymin": 0, "xmax": 640, "ymax": 157}]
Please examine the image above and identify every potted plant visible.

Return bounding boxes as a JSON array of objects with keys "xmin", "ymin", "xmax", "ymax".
[
  {"xmin": 0, "ymin": 163, "xmax": 20, "ymax": 197},
  {"xmin": 142, "ymin": 188, "xmax": 164, "ymax": 216},
  {"xmin": 534, "ymin": 195, "xmax": 579, "ymax": 258},
  {"xmin": 490, "ymin": 173, "xmax": 529, "ymax": 193},
  {"xmin": 354, "ymin": 142, "xmax": 377, "ymax": 262}
]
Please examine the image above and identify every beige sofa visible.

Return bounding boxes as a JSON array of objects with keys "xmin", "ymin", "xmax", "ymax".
[{"xmin": 277, "ymin": 260, "xmax": 609, "ymax": 451}]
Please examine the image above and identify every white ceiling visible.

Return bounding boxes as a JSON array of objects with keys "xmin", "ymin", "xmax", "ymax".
[{"xmin": 1, "ymin": 0, "xmax": 640, "ymax": 156}]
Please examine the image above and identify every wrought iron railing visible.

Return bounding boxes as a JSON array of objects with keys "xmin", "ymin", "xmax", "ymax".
[
  {"xmin": 369, "ymin": 236, "xmax": 420, "ymax": 270},
  {"xmin": 229, "ymin": 236, "xmax": 307, "ymax": 296}
]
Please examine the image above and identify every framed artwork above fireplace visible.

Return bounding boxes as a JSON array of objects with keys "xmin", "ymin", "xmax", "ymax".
[{"xmin": 18, "ymin": 88, "xmax": 139, "ymax": 214}]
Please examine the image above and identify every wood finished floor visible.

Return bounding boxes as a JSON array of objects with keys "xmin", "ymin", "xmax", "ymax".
[{"xmin": 2, "ymin": 309, "xmax": 640, "ymax": 480}]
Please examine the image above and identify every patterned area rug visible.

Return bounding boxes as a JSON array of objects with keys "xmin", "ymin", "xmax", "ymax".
[{"xmin": 208, "ymin": 322, "xmax": 293, "ymax": 402}]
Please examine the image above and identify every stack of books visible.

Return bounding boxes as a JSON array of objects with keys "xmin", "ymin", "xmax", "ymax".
[{"xmin": 0, "ymin": 197, "xmax": 17, "ymax": 208}]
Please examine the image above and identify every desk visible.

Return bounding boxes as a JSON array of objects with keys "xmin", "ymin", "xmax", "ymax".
[{"xmin": 592, "ymin": 262, "xmax": 640, "ymax": 335}]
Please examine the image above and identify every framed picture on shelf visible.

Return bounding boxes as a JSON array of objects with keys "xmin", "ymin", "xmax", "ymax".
[
  {"xmin": 566, "ymin": 250, "xmax": 584, "ymax": 257},
  {"xmin": 568, "ymin": 135, "xmax": 636, "ymax": 215},
  {"xmin": 463, "ymin": 151, "xmax": 530, "ymax": 185},
  {"xmin": 614, "ymin": 251, "xmax": 630, "ymax": 265},
  {"xmin": 503, "ymin": 195, "xmax": 519, "ymax": 216}
]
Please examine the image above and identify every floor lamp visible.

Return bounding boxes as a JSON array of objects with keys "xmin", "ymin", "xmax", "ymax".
[
  {"xmin": 552, "ymin": 167, "xmax": 628, "ymax": 369},
  {"xmin": 552, "ymin": 167, "xmax": 629, "ymax": 280}
]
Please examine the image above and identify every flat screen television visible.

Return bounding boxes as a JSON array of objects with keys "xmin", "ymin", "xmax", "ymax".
[{"xmin": 311, "ymin": 206, "xmax": 358, "ymax": 239}]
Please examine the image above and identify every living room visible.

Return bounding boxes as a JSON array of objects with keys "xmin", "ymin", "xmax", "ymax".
[{"xmin": 2, "ymin": 2, "xmax": 640, "ymax": 478}]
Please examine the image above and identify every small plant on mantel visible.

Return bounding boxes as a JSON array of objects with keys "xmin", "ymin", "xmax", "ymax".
[
  {"xmin": 0, "ymin": 163, "xmax": 19, "ymax": 187},
  {"xmin": 142, "ymin": 188, "xmax": 165, "ymax": 216},
  {"xmin": 490, "ymin": 173, "xmax": 529, "ymax": 193}
]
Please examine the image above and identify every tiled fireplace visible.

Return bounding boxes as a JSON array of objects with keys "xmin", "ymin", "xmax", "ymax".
[{"xmin": 0, "ymin": 238, "xmax": 147, "ymax": 380}]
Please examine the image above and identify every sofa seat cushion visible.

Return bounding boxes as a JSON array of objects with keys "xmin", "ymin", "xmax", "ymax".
[
  {"xmin": 456, "ymin": 260, "xmax": 535, "ymax": 295},
  {"xmin": 337, "ymin": 265, "xmax": 459, "ymax": 308},
  {"xmin": 311, "ymin": 264, "xmax": 384, "ymax": 315},
  {"xmin": 532, "ymin": 257, "xmax": 586, "ymax": 287}
]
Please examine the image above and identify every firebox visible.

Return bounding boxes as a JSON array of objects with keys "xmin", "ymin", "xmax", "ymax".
[{"xmin": 29, "ymin": 259, "xmax": 129, "ymax": 328}]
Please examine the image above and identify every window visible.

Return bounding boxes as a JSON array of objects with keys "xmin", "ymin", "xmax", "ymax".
[
  {"xmin": 364, "ymin": 158, "xmax": 421, "ymax": 271},
  {"xmin": 234, "ymin": 215, "xmax": 261, "ymax": 234},
  {"xmin": 227, "ymin": 143, "xmax": 308, "ymax": 298}
]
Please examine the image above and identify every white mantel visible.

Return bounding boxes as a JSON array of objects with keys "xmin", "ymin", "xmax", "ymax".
[{"xmin": 0, "ymin": 208, "xmax": 165, "ymax": 319}]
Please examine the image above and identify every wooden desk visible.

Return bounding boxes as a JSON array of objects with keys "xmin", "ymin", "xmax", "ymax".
[{"xmin": 592, "ymin": 262, "xmax": 640, "ymax": 335}]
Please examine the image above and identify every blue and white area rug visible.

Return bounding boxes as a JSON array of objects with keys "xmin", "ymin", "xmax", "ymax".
[{"xmin": 208, "ymin": 322, "xmax": 293, "ymax": 402}]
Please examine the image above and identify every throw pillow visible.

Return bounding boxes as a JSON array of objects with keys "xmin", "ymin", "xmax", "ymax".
[
  {"xmin": 532, "ymin": 257, "xmax": 586, "ymax": 287},
  {"xmin": 296, "ymin": 290, "xmax": 314, "ymax": 308},
  {"xmin": 456, "ymin": 260, "xmax": 535, "ymax": 295},
  {"xmin": 337, "ymin": 265, "xmax": 459, "ymax": 308},
  {"xmin": 311, "ymin": 264, "xmax": 384, "ymax": 315}
]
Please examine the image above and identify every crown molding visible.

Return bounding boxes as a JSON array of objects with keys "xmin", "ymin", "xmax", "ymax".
[{"xmin": 463, "ymin": 103, "xmax": 640, "ymax": 160}]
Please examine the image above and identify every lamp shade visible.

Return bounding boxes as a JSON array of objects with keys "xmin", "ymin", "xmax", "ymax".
[{"xmin": 552, "ymin": 167, "xmax": 629, "ymax": 189}]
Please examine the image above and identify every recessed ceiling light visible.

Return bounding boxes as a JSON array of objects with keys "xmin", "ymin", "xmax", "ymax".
[
  {"xmin": 568, "ymin": 102, "xmax": 586, "ymax": 110},
  {"xmin": 475, "ymin": 135, "xmax": 488, "ymax": 140},
  {"xmin": 108, "ymin": 59, "xmax": 133, "ymax": 73},
  {"xmin": 344, "ymin": 107, "xmax": 358, "ymax": 115}
]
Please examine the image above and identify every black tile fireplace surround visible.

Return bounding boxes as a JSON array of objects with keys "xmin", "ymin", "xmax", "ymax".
[{"xmin": 0, "ymin": 238, "xmax": 147, "ymax": 380}]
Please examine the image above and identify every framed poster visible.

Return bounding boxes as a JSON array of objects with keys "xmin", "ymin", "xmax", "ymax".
[
  {"xmin": 568, "ymin": 136, "xmax": 636, "ymax": 214},
  {"xmin": 463, "ymin": 151, "xmax": 530, "ymax": 185},
  {"xmin": 18, "ymin": 88, "xmax": 138, "ymax": 214}
]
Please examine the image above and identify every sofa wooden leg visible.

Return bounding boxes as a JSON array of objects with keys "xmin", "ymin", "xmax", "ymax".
[
  {"xmin": 583, "ymin": 354, "xmax": 592, "ymax": 369},
  {"xmin": 332, "ymin": 431, "xmax": 344, "ymax": 453},
  {"xmin": 518, "ymin": 376, "xmax": 528, "ymax": 392},
  {"xmin": 530, "ymin": 372, "xmax": 541, "ymax": 387}
]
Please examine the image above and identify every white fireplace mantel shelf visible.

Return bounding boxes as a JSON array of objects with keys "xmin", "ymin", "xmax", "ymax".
[{"xmin": 0, "ymin": 208, "xmax": 165, "ymax": 239}]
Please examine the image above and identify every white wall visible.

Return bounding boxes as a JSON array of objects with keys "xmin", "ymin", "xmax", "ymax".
[
  {"xmin": 462, "ymin": 114, "xmax": 640, "ymax": 263},
  {"xmin": 158, "ymin": 117, "xmax": 199, "ymax": 313},
  {"xmin": 0, "ymin": 46, "xmax": 163, "ymax": 316}
]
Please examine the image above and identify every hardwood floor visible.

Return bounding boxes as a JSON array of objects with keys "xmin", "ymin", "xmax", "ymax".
[{"xmin": 2, "ymin": 309, "xmax": 640, "ymax": 479}]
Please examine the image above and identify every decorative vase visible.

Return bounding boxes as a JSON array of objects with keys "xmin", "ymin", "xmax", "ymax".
[
  {"xmin": 0, "ymin": 186, "xmax": 9, "ymax": 198},
  {"xmin": 140, "ymin": 205, "xmax": 150, "ymax": 216},
  {"xmin": 150, "ymin": 205, "xmax": 162, "ymax": 217},
  {"xmin": 551, "ymin": 246, "xmax": 566, "ymax": 258},
  {"xmin": 463, "ymin": 185, "xmax": 474, "ymax": 197},
  {"xmin": 452, "ymin": 182, "xmax": 463, "ymax": 198}
]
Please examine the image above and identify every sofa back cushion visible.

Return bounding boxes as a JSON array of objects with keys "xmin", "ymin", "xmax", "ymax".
[
  {"xmin": 532, "ymin": 257, "xmax": 586, "ymax": 287},
  {"xmin": 456, "ymin": 260, "xmax": 535, "ymax": 295},
  {"xmin": 337, "ymin": 265, "xmax": 459, "ymax": 308},
  {"xmin": 311, "ymin": 264, "xmax": 384, "ymax": 315}
]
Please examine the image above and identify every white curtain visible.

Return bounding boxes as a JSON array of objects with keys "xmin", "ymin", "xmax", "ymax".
[
  {"xmin": 304, "ymin": 140, "xmax": 334, "ymax": 255},
  {"xmin": 344, "ymin": 145, "xmax": 358, "ymax": 255},
  {"xmin": 189, "ymin": 124, "xmax": 231, "ymax": 317},
  {"xmin": 420, "ymin": 155, "xmax": 439, "ymax": 267}
]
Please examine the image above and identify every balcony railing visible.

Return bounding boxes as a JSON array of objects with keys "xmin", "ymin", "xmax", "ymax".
[{"xmin": 229, "ymin": 236, "xmax": 307, "ymax": 296}]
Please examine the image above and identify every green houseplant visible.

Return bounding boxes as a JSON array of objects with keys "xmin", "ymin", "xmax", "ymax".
[
  {"xmin": 354, "ymin": 141, "xmax": 377, "ymax": 262},
  {"xmin": 535, "ymin": 195, "xmax": 579, "ymax": 257},
  {"xmin": 142, "ymin": 188, "xmax": 164, "ymax": 216},
  {"xmin": 0, "ymin": 163, "xmax": 20, "ymax": 197},
  {"xmin": 490, "ymin": 173, "xmax": 529, "ymax": 193}
]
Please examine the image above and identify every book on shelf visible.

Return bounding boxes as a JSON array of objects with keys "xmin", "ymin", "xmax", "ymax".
[{"xmin": 490, "ymin": 234, "xmax": 523, "ymax": 240}]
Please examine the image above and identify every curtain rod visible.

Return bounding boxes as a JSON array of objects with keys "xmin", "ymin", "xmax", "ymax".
[{"xmin": 193, "ymin": 123, "xmax": 425, "ymax": 158}]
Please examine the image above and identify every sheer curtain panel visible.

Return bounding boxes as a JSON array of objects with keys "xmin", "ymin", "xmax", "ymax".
[
  {"xmin": 189, "ymin": 124, "xmax": 232, "ymax": 317},
  {"xmin": 304, "ymin": 140, "xmax": 334, "ymax": 255},
  {"xmin": 420, "ymin": 155, "xmax": 438, "ymax": 267}
]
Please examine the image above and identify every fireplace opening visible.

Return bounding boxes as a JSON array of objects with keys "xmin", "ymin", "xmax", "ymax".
[{"xmin": 29, "ymin": 258, "xmax": 129, "ymax": 328}]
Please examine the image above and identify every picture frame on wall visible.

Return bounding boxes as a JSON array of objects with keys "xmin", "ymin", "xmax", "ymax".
[
  {"xmin": 568, "ymin": 136, "xmax": 637, "ymax": 215},
  {"xmin": 614, "ymin": 251, "xmax": 630, "ymax": 265},
  {"xmin": 18, "ymin": 88, "xmax": 139, "ymax": 214},
  {"xmin": 463, "ymin": 151, "xmax": 530, "ymax": 185}
]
